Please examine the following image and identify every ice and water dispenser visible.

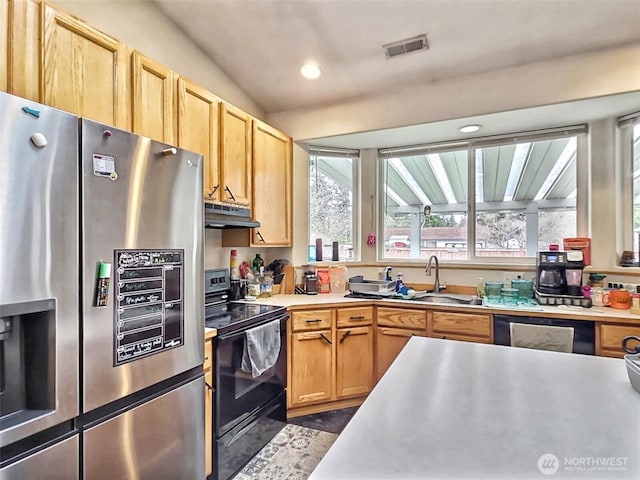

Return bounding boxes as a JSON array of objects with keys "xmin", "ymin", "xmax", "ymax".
[{"xmin": 0, "ymin": 300, "xmax": 56, "ymax": 426}]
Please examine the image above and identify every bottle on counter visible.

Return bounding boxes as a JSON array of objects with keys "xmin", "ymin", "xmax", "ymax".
[
  {"xmin": 252, "ymin": 253, "xmax": 264, "ymax": 274},
  {"xmin": 260, "ymin": 272, "xmax": 274, "ymax": 298},
  {"xmin": 476, "ymin": 277, "xmax": 485, "ymax": 297},
  {"xmin": 230, "ymin": 249, "xmax": 240, "ymax": 280}
]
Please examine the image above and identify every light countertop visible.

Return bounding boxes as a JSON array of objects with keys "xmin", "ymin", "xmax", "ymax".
[
  {"xmin": 245, "ymin": 293, "xmax": 640, "ymax": 324},
  {"xmin": 310, "ymin": 337, "xmax": 640, "ymax": 479}
]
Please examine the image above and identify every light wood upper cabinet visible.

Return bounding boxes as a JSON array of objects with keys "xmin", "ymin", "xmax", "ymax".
[
  {"xmin": 7, "ymin": 0, "xmax": 43, "ymax": 100},
  {"xmin": 177, "ymin": 77, "xmax": 221, "ymax": 200},
  {"xmin": 336, "ymin": 325, "xmax": 373, "ymax": 399},
  {"xmin": 251, "ymin": 119, "xmax": 292, "ymax": 245},
  {"xmin": 1, "ymin": 1, "xmax": 8, "ymax": 92},
  {"xmin": 132, "ymin": 51, "xmax": 174, "ymax": 143},
  {"xmin": 220, "ymin": 102, "xmax": 251, "ymax": 205},
  {"xmin": 41, "ymin": 3, "xmax": 128, "ymax": 128}
]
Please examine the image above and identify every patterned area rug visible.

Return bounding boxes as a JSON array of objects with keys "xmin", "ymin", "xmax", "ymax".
[{"xmin": 231, "ymin": 423, "xmax": 338, "ymax": 480}]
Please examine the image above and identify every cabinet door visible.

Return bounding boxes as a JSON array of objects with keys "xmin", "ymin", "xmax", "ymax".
[
  {"xmin": 376, "ymin": 327, "xmax": 423, "ymax": 381},
  {"xmin": 8, "ymin": 0, "xmax": 40, "ymax": 100},
  {"xmin": 597, "ymin": 323, "xmax": 640, "ymax": 358},
  {"xmin": 42, "ymin": 4, "xmax": 128, "ymax": 128},
  {"xmin": 289, "ymin": 330, "xmax": 334, "ymax": 407},
  {"xmin": 177, "ymin": 78, "xmax": 220, "ymax": 201},
  {"xmin": 220, "ymin": 103, "xmax": 251, "ymax": 205},
  {"xmin": 252, "ymin": 120, "xmax": 292, "ymax": 245},
  {"xmin": 203, "ymin": 340, "xmax": 213, "ymax": 478},
  {"xmin": 336, "ymin": 326, "xmax": 373, "ymax": 399},
  {"xmin": 132, "ymin": 51, "xmax": 174, "ymax": 143},
  {"xmin": 1, "ymin": 1, "xmax": 7, "ymax": 92}
]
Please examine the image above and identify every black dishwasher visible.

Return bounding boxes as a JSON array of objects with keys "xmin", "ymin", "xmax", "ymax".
[{"xmin": 493, "ymin": 315, "xmax": 595, "ymax": 355}]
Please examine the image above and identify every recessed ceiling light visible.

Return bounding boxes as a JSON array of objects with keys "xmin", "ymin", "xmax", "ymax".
[
  {"xmin": 459, "ymin": 124, "xmax": 481, "ymax": 133},
  {"xmin": 300, "ymin": 63, "xmax": 321, "ymax": 80}
]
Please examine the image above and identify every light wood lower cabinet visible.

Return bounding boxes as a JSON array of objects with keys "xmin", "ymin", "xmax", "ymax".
[
  {"xmin": 289, "ymin": 329, "xmax": 334, "ymax": 406},
  {"xmin": 597, "ymin": 323, "xmax": 640, "ymax": 358},
  {"xmin": 376, "ymin": 326, "xmax": 423, "ymax": 381},
  {"xmin": 204, "ymin": 339, "xmax": 213, "ymax": 478},
  {"xmin": 288, "ymin": 306, "xmax": 375, "ymax": 411},
  {"xmin": 375, "ymin": 307, "xmax": 427, "ymax": 381},
  {"xmin": 336, "ymin": 325, "xmax": 374, "ymax": 398},
  {"xmin": 428, "ymin": 311, "xmax": 492, "ymax": 343}
]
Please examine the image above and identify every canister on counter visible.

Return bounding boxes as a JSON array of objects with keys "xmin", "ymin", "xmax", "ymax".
[{"xmin": 631, "ymin": 293, "xmax": 640, "ymax": 315}]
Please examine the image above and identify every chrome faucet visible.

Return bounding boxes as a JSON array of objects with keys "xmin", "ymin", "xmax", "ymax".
[{"xmin": 425, "ymin": 255, "xmax": 442, "ymax": 293}]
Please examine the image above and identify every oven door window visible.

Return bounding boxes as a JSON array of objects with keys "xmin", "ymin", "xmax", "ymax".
[{"xmin": 215, "ymin": 316, "xmax": 287, "ymax": 436}]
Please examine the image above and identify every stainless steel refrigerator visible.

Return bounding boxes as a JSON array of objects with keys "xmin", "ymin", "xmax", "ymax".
[{"xmin": 0, "ymin": 91, "xmax": 205, "ymax": 479}]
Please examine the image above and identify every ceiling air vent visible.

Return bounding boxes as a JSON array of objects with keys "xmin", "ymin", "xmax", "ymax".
[{"xmin": 383, "ymin": 34, "xmax": 429, "ymax": 59}]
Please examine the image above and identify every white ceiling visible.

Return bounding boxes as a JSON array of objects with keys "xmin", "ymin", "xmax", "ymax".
[{"xmin": 153, "ymin": 0, "xmax": 640, "ymax": 147}]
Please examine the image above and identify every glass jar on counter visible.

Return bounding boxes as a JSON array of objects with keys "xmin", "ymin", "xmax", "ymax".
[
  {"xmin": 501, "ymin": 287, "xmax": 519, "ymax": 306},
  {"xmin": 485, "ymin": 281, "xmax": 504, "ymax": 303}
]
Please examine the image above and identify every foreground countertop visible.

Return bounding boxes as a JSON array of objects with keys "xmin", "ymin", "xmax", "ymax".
[
  {"xmin": 247, "ymin": 293, "xmax": 640, "ymax": 324},
  {"xmin": 310, "ymin": 337, "xmax": 640, "ymax": 479}
]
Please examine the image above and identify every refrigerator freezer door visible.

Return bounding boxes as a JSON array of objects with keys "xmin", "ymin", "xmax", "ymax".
[
  {"xmin": 0, "ymin": 435, "xmax": 79, "ymax": 479},
  {"xmin": 83, "ymin": 377, "xmax": 204, "ymax": 480},
  {"xmin": 80, "ymin": 119, "xmax": 204, "ymax": 412},
  {"xmin": 0, "ymin": 92, "xmax": 79, "ymax": 445}
]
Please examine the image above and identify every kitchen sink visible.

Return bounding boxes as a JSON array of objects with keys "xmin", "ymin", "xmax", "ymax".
[{"xmin": 410, "ymin": 293, "xmax": 482, "ymax": 305}]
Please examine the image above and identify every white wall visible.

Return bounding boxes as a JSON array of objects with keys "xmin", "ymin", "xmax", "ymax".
[{"xmin": 268, "ymin": 43, "xmax": 640, "ymax": 142}]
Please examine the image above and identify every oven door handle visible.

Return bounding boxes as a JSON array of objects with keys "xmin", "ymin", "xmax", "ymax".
[
  {"xmin": 217, "ymin": 314, "xmax": 289, "ymax": 340},
  {"xmin": 223, "ymin": 401, "xmax": 283, "ymax": 448}
]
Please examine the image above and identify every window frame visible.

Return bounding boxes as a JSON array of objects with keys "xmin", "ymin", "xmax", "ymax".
[
  {"xmin": 617, "ymin": 112, "xmax": 640, "ymax": 259},
  {"xmin": 308, "ymin": 146, "xmax": 362, "ymax": 262},
  {"xmin": 377, "ymin": 125, "xmax": 589, "ymax": 265}
]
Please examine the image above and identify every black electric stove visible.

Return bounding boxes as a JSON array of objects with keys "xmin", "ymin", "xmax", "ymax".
[
  {"xmin": 204, "ymin": 268, "xmax": 287, "ymax": 335},
  {"xmin": 204, "ymin": 268, "xmax": 288, "ymax": 480}
]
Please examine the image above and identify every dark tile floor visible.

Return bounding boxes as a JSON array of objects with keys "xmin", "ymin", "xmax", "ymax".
[{"xmin": 288, "ymin": 406, "xmax": 358, "ymax": 434}]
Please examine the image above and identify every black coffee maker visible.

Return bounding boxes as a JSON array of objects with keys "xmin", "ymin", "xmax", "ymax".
[{"xmin": 536, "ymin": 250, "xmax": 585, "ymax": 295}]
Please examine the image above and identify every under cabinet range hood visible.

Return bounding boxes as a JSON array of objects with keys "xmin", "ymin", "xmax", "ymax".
[{"xmin": 204, "ymin": 202, "xmax": 260, "ymax": 229}]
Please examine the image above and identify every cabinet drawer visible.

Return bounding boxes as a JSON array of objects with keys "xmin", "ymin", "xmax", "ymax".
[
  {"xmin": 291, "ymin": 309, "xmax": 333, "ymax": 331},
  {"xmin": 376, "ymin": 307, "xmax": 426, "ymax": 330},
  {"xmin": 337, "ymin": 306, "xmax": 373, "ymax": 327},
  {"xmin": 433, "ymin": 333, "xmax": 492, "ymax": 344},
  {"xmin": 431, "ymin": 312, "xmax": 492, "ymax": 338},
  {"xmin": 598, "ymin": 323, "xmax": 640, "ymax": 352}
]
